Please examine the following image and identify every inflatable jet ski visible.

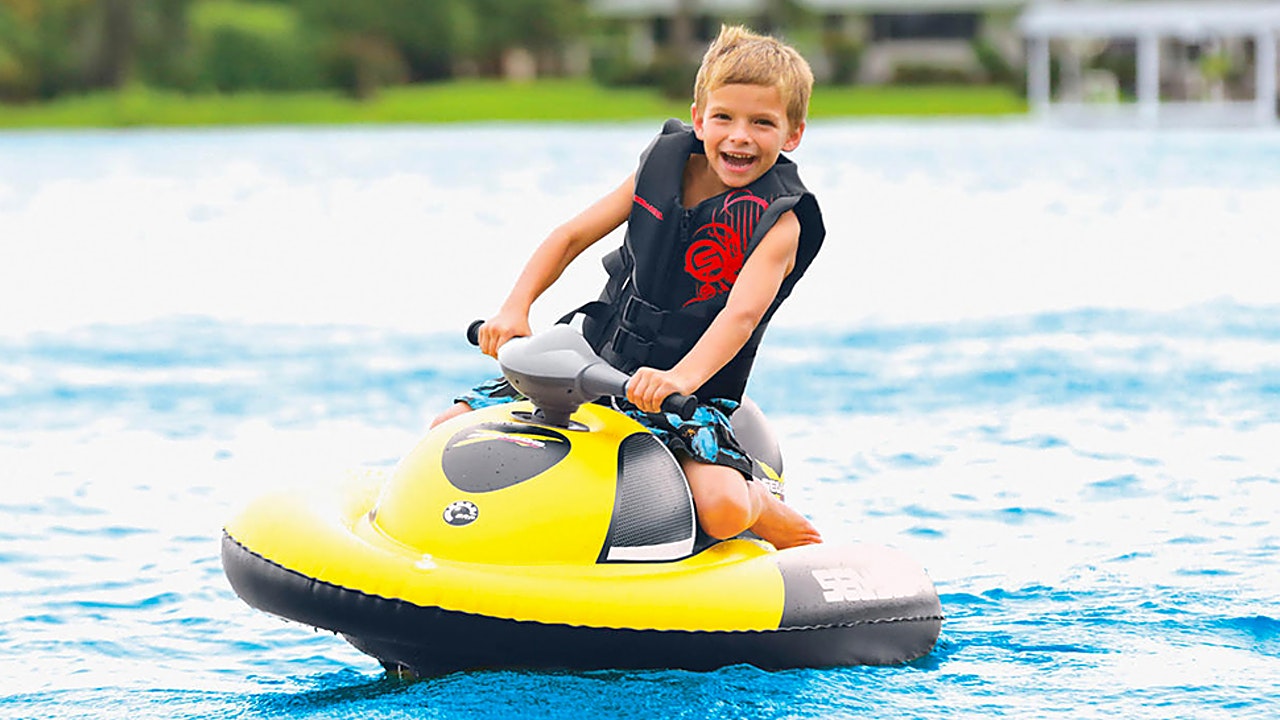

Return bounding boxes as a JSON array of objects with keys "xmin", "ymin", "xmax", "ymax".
[{"xmin": 221, "ymin": 325, "xmax": 942, "ymax": 675}]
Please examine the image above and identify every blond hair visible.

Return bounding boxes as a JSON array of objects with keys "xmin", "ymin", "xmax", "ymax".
[{"xmin": 693, "ymin": 25, "xmax": 814, "ymax": 131}]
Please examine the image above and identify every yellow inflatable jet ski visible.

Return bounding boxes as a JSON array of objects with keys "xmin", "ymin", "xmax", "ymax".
[{"xmin": 221, "ymin": 325, "xmax": 942, "ymax": 675}]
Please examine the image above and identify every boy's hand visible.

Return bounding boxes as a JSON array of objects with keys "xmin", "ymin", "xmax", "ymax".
[
  {"xmin": 476, "ymin": 311, "xmax": 530, "ymax": 358},
  {"xmin": 627, "ymin": 367, "xmax": 693, "ymax": 414}
]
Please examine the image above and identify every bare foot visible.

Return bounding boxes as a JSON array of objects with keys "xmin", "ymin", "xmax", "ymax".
[
  {"xmin": 682, "ymin": 459, "xmax": 822, "ymax": 547},
  {"xmin": 750, "ymin": 488, "xmax": 822, "ymax": 549}
]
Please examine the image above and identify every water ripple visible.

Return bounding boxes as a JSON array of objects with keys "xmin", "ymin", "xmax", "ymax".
[{"xmin": 2, "ymin": 308, "xmax": 1279, "ymax": 718}]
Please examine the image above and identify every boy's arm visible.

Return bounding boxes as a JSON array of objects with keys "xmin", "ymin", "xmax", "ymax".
[
  {"xmin": 627, "ymin": 210, "xmax": 801, "ymax": 413},
  {"xmin": 477, "ymin": 173, "xmax": 635, "ymax": 357}
]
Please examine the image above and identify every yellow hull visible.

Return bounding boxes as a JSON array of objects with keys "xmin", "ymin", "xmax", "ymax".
[
  {"xmin": 222, "ymin": 402, "xmax": 943, "ymax": 673},
  {"xmin": 226, "ymin": 471, "xmax": 792, "ymax": 632}
]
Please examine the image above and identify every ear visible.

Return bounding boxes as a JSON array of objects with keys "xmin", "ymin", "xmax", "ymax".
[
  {"xmin": 691, "ymin": 103, "xmax": 704, "ymax": 139},
  {"xmin": 782, "ymin": 120, "xmax": 805, "ymax": 152}
]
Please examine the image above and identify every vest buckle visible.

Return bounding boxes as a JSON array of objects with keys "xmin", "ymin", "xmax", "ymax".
[
  {"xmin": 621, "ymin": 295, "xmax": 666, "ymax": 337},
  {"xmin": 608, "ymin": 326, "xmax": 652, "ymax": 369}
]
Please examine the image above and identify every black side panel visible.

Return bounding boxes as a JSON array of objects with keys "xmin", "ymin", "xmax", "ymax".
[
  {"xmin": 441, "ymin": 422, "xmax": 571, "ymax": 492},
  {"xmin": 598, "ymin": 433, "xmax": 695, "ymax": 560},
  {"xmin": 221, "ymin": 532, "xmax": 940, "ymax": 675},
  {"xmin": 777, "ymin": 545, "xmax": 944, "ymax": 634}
]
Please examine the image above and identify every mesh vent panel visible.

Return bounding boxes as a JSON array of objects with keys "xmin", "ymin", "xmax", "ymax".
[{"xmin": 608, "ymin": 434, "xmax": 694, "ymax": 548}]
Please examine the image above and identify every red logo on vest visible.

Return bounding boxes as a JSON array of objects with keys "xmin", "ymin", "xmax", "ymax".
[{"xmin": 683, "ymin": 190, "xmax": 769, "ymax": 306}]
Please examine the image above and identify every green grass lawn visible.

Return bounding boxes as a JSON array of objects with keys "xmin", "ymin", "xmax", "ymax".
[{"xmin": 0, "ymin": 79, "xmax": 1028, "ymax": 129}]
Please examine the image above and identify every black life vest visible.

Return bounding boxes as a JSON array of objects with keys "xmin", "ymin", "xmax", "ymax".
[{"xmin": 576, "ymin": 119, "xmax": 825, "ymax": 402}]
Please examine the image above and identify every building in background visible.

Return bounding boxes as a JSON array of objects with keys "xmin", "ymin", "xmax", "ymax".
[
  {"xmin": 1021, "ymin": 1, "xmax": 1279, "ymax": 126},
  {"xmin": 591, "ymin": 0, "xmax": 1280, "ymax": 125},
  {"xmin": 591, "ymin": 0, "xmax": 1025, "ymax": 85}
]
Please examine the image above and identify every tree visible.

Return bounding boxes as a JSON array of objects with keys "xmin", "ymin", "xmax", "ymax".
[
  {"xmin": 0, "ymin": 0, "xmax": 199, "ymax": 99},
  {"xmin": 86, "ymin": 0, "xmax": 133, "ymax": 88},
  {"xmin": 294, "ymin": 0, "xmax": 471, "ymax": 82},
  {"xmin": 466, "ymin": 0, "xmax": 586, "ymax": 76},
  {"xmin": 0, "ymin": 0, "xmax": 106, "ymax": 99},
  {"xmin": 135, "ymin": 0, "xmax": 195, "ymax": 89}
]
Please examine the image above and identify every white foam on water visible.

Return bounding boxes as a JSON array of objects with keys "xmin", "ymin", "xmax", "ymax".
[{"xmin": 3, "ymin": 122, "xmax": 1279, "ymax": 337}]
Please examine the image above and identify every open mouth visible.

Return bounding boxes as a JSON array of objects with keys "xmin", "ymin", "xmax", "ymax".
[{"xmin": 721, "ymin": 151, "xmax": 756, "ymax": 171}]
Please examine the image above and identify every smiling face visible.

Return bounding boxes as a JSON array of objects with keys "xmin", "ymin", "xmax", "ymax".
[{"xmin": 692, "ymin": 82, "xmax": 805, "ymax": 191}]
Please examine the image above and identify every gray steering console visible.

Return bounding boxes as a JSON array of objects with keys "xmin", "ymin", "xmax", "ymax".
[{"xmin": 467, "ymin": 322, "xmax": 697, "ymax": 428}]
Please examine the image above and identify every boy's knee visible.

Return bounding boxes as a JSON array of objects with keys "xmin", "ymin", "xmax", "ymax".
[
  {"xmin": 698, "ymin": 496, "xmax": 754, "ymax": 540},
  {"xmin": 687, "ymin": 466, "xmax": 760, "ymax": 540},
  {"xmin": 430, "ymin": 401, "xmax": 473, "ymax": 428}
]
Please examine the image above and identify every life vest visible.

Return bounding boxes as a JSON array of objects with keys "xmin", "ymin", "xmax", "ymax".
[{"xmin": 576, "ymin": 119, "xmax": 825, "ymax": 402}]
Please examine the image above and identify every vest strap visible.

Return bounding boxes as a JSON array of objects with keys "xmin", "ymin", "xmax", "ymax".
[
  {"xmin": 621, "ymin": 295, "xmax": 663, "ymax": 336},
  {"xmin": 621, "ymin": 294, "xmax": 711, "ymax": 339},
  {"xmin": 558, "ymin": 300, "xmax": 611, "ymax": 327},
  {"xmin": 603, "ymin": 327, "xmax": 647, "ymax": 371},
  {"xmin": 607, "ymin": 326, "xmax": 684, "ymax": 371}
]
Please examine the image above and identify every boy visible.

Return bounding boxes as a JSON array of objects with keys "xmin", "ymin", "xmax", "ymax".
[{"xmin": 434, "ymin": 25, "xmax": 825, "ymax": 549}]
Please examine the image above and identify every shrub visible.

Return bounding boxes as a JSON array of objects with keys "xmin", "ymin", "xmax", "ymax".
[
  {"xmin": 190, "ymin": 0, "xmax": 323, "ymax": 92},
  {"xmin": 592, "ymin": 46, "xmax": 695, "ymax": 101},
  {"xmin": 971, "ymin": 38, "xmax": 1017, "ymax": 86},
  {"xmin": 891, "ymin": 63, "xmax": 975, "ymax": 86},
  {"xmin": 322, "ymin": 34, "xmax": 409, "ymax": 99},
  {"xmin": 823, "ymin": 32, "xmax": 863, "ymax": 85},
  {"xmin": 648, "ymin": 49, "xmax": 697, "ymax": 101}
]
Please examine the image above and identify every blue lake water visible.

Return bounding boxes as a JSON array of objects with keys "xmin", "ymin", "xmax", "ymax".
[{"xmin": 2, "ymin": 120, "xmax": 1279, "ymax": 718}]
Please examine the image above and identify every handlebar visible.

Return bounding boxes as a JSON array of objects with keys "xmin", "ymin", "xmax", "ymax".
[
  {"xmin": 466, "ymin": 319, "xmax": 485, "ymax": 347},
  {"xmin": 465, "ymin": 320, "xmax": 697, "ymax": 421},
  {"xmin": 658, "ymin": 392, "xmax": 698, "ymax": 419}
]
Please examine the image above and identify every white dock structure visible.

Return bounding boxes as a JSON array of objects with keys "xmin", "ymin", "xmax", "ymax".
[{"xmin": 1019, "ymin": 1, "xmax": 1280, "ymax": 126}]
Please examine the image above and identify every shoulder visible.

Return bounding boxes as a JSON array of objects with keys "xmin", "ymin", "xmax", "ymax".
[
  {"xmin": 637, "ymin": 120, "xmax": 697, "ymax": 184},
  {"xmin": 742, "ymin": 212, "xmax": 801, "ymax": 274},
  {"xmin": 646, "ymin": 119, "xmax": 696, "ymax": 155},
  {"xmin": 660, "ymin": 118, "xmax": 690, "ymax": 136},
  {"xmin": 759, "ymin": 211, "xmax": 801, "ymax": 253},
  {"xmin": 768, "ymin": 154, "xmax": 806, "ymax": 186},
  {"xmin": 763, "ymin": 157, "xmax": 823, "ymax": 226}
]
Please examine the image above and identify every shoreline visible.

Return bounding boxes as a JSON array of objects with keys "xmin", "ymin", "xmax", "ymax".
[{"xmin": 0, "ymin": 80, "xmax": 1027, "ymax": 130}]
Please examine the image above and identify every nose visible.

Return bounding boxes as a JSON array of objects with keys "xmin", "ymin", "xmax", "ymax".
[{"xmin": 728, "ymin": 119, "xmax": 751, "ymax": 143}]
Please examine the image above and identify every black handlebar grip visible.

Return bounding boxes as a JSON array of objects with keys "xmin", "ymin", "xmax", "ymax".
[
  {"xmin": 466, "ymin": 320, "xmax": 485, "ymax": 346},
  {"xmin": 661, "ymin": 392, "xmax": 698, "ymax": 421}
]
